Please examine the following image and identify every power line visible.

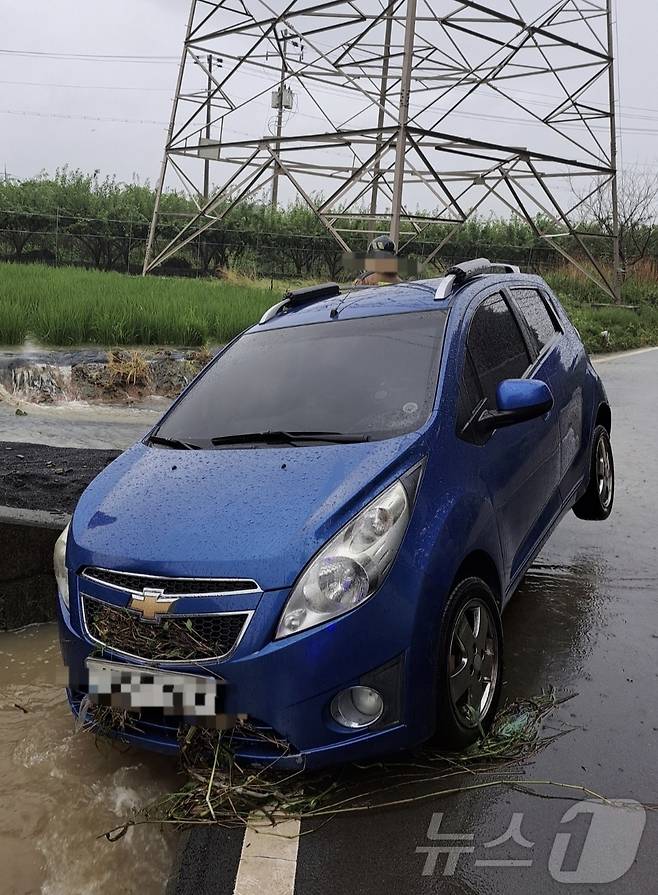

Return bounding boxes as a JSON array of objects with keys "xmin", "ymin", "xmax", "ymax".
[
  {"xmin": 0, "ymin": 72, "xmax": 653, "ymax": 129},
  {"xmin": 0, "ymin": 108, "xmax": 263, "ymax": 142},
  {"xmin": 0, "ymin": 48, "xmax": 177, "ymax": 63},
  {"xmin": 0, "ymin": 108, "xmax": 167, "ymax": 126},
  {"xmin": 6, "ymin": 73, "xmax": 658, "ymax": 131},
  {"xmin": 4, "ymin": 103, "xmax": 658, "ymax": 142},
  {"xmin": 4, "ymin": 44, "xmax": 658, "ymax": 124},
  {"xmin": 0, "ymin": 45, "xmax": 641, "ymax": 107},
  {"xmin": 0, "ymin": 78, "xmax": 172, "ymax": 93}
]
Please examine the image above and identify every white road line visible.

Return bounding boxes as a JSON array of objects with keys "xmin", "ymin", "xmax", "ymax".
[
  {"xmin": 233, "ymin": 815, "xmax": 301, "ymax": 895},
  {"xmin": 593, "ymin": 345, "xmax": 658, "ymax": 363}
]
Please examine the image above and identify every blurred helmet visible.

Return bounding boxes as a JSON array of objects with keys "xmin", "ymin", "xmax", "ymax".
[{"xmin": 368, "ymin": 234, "xmax": 397, "ymax": 256}]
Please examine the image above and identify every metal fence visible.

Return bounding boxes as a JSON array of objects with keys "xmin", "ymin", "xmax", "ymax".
[{"xmin": 0, "ymin": 208, "xmax": 570, "ymax": 283}]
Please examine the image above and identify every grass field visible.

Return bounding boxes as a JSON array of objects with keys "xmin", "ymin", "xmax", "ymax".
[
  {"xmin": 0, "ymin": 263, "xmax": 276, "ymax": 346},
  {"xmin": 1, "ymin": 261, "xmax": 658, "ymax": 352},
  {"xmin": 545, "ymin": 268, "xmax": 658, "ymax": 353}
]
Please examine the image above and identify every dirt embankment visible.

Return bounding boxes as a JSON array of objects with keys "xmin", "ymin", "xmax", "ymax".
[
  {"xmin": 72, "ymin": 348, "xmax": 213, "ymax": 403},
  {"xmin": 0, "ymin": 442, "xmax": 120, "ymax": 514},
  {"xmin": 1, "ymin": 347, "xmax": 215, "ymax": 408}
]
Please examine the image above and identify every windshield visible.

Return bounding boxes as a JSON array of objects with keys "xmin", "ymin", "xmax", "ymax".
[{"xmin": 154, "ymin": 310, "xmax": 447, "ymax": 446}]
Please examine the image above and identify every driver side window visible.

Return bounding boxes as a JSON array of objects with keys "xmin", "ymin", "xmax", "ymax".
[{"xmin": 457, "ymin": 293, "xmax": 531, "ymax": 434}]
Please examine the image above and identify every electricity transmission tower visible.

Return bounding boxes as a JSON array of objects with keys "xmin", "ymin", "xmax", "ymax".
[{"xmin": 144, "ymin": 0, "xmax": 621, "ymax": 300}]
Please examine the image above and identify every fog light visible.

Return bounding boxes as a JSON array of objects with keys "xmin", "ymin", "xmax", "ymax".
[{"xmin": 330, "ymin": 686, "xmax": 384, "ymax": 729}]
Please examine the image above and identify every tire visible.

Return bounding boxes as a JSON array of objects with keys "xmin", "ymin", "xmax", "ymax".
[
  {"xmin": 573, "ymin": 425, "xmax": 614, "ymax": 521},
  {"xmin": 433, "ymin": 577, "xmax": 504, "ymax": 751}
]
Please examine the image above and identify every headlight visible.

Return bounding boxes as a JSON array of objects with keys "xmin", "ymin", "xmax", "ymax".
[
  {"xmin": 275, "ymin": 466, "xmax": 422, "ymax": 639},
  {"xmin": 54, "ymin": 523, "xmax": 71, "ymax": 609}
]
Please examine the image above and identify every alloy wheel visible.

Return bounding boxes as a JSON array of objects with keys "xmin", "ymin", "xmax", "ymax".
[
  {"xmin": 596, "ymin": 436, "xmax": 614, "ymax": 510},
  {"xmin": 448, "ymin": 597, "xmax": 499, "ymax": 728}
]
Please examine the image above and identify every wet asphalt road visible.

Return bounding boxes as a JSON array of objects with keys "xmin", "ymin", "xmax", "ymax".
[{"xmin": 171, "ymin": 347, "xmax": 658, "ymax": 895}]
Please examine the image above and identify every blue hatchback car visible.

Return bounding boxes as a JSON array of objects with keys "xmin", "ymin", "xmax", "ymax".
[{"xmin": 55, "ymin": 259, "xmax": 614, "ymax": 768}]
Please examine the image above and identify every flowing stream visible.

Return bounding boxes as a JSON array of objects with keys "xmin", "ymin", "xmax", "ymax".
[{"xmin": 0, "ymin": 624, "xmax": 180, "ymax": 895}]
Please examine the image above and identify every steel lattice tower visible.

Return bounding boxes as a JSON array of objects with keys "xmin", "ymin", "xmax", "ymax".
[{"xmin": 144, "ymin": 0, "xmax": 620, "ymax": 299}]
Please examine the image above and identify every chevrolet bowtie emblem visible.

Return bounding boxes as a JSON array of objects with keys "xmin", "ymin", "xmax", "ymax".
[{"xmin": 128, "ymin": 587, "xmax": 176, "ymax": 622}]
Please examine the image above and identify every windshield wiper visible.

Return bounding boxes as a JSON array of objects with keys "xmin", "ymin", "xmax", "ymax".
[
  {"xmin": 210, "ymin": 430, "xmax": 370, "ymax": 447},
  {"xmin": 147, "ymin": 434, "xmax": 202, "ymax": 450}
]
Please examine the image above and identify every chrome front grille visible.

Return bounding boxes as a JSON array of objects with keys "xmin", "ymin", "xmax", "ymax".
[
  {"xmin": 82, "ymin": 595, "xmax": 250, "ymax": 663},
  {"xmin": 81, "ymin": 567, "xmax": 260, "ymax": 596}
]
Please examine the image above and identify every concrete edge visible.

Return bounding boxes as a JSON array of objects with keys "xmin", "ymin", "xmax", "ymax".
[
  {"xmin": 592, "ymin": 345, "xmax": 658, "ymax": 363},
  {"xmin": 0, "ymin": 504, "xmax": 70, "ymax": 531},
  {"xmin": 0, "ymin": 505, "xmax": 67, "ymax": 629}
]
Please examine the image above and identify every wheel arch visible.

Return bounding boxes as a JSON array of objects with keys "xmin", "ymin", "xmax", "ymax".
[
  {"xmin": 595, "ymin": 402, "xmax": 611, "ymax": 435},
  {"xmin": 451, "ymin": 550, "xmax": 502, "ymax": 607}
]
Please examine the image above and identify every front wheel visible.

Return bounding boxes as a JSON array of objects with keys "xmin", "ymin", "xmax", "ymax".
[
  {"xmin": 573, "ymin": 425, "xmax": 614, "ymax": 521},
  {"xmin": 433, "ymin": 577, "xmax": 503, "ymax": 751}
]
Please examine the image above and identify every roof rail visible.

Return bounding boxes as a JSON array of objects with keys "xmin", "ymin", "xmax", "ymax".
[
  {"xmin": 434, "ymin": 258, "xmax": 521, "ymax": 301},
  {"xmin": 259, "ymin": 282, "xmax": 341, "ymax": 324}
]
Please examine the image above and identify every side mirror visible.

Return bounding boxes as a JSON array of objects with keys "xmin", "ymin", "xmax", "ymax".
[{"xmin": 478, "ymin": 378, "xmax": 553, "ymax": 433}]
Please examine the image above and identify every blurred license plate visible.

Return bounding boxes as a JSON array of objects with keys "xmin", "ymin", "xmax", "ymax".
[{"xmin": 85, "ymin": 658, "xmax": 222, "ymax": 717}]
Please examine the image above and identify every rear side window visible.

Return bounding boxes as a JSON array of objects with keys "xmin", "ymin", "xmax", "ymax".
[
  {"xmin": 467, "ymin": 294, "xmax": 531, "ymax": 407},
  {"xmin": 512, "ymin": 288, "xmax": 560, "ymax": 353}
]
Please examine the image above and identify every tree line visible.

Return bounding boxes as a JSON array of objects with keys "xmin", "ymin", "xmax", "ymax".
[{"xmin": 1, "ymin": 168, "xmax": 656, "ymax": 281}]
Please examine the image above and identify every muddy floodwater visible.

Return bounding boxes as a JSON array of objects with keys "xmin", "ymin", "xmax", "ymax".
[{"xmin": 0, "ymin": 624, "xmax": 180, "ymax": 895}]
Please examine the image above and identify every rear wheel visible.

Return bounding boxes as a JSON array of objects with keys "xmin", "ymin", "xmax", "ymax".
[
  {"xmin": 434, "ymin": 577, "xmax": 503, "ymax": 751},
  {"xmin": 573, "ymin": 425, "xmax": 614, "ymax": 520}
]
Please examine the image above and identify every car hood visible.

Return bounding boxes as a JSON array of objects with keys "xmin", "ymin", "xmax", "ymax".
[{"xmin": 70, "ymin": 436, "xmax": 427, "ymax": 590}]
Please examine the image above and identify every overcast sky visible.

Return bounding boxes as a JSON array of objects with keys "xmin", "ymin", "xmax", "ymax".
[{"xmin": 1, "ymin": 1, "xmax": 655, "ymax": 194}]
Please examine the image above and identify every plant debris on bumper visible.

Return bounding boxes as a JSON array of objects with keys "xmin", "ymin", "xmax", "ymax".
[{"xmin": 94, "ymin": 689, "xmax": 576, "ymax": 840}]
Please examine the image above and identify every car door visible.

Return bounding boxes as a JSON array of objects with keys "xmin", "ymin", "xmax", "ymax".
[
  {"xmin": 545, "ymin": 287, "xmax": 590, "ymax": 502},
  {"xmin": 456, "ymin": 290, "xmax": 562, "ymax": 587},
  {"xmin": 507, "ymin": 285, "xmax": 586, "ymax": 504}
]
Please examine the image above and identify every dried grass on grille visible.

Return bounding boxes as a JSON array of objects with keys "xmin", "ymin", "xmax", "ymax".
[
  {"xmin": 86, "ymin": 601, "xmax": 220, "ymax": 662},
  {"xmin": 100, "ymin": 690, "xmax": 582, "ymax": 840}
]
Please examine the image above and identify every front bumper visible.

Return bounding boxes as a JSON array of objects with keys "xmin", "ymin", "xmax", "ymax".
[
  {"xmin": 57, "ymin": 560, "xmax": 438, "ymax": 769},
  {"xmin": 65, "ymin": 689, "xmax": 414, "ymax": 770}
]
